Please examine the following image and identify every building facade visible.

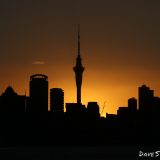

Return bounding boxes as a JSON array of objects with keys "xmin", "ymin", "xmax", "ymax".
[
  {"xmin": 50, "ymin": 88, "xmax": 64, "ymax": 114},
  {"xmin": 29, "ymin": 74, "xmax": 48, "ymax": 112}
]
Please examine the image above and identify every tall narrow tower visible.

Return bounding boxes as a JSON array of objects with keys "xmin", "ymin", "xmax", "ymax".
[
  {"xmin": 73, "ymin": 25, "xmax": 85, "ymax": 104},
  {"xmin": 29, "ymin": 74, "xmax": 48, "ymax": 112}
]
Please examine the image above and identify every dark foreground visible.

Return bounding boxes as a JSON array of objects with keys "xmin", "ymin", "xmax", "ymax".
[
  {"xmin": 0, "ymin": 146, "xmax": 159, "ymax": 160},
  {"xmin": 0, "ymin": 112, "xmax": 159, "ymax": 159}
]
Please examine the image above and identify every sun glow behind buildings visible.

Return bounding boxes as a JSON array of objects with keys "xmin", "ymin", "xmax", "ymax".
[
  {"xmin": 1, "ymin": 44, "xmax": 160, "ymax": 116},
  {"xmin": 1, "ymin": 58, "xmax": 160, "ymax": 117},
  {"xmin": 0, "ymin": 0, "xmax": 160, "ymax": 116}
]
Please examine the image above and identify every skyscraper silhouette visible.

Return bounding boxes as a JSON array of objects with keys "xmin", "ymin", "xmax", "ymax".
[
  {"xmin": 50, "ymin": 88, "xmax": 64, "ymax": 114},
  {"xmin": 87, "ymin": 102, "xmax": 100, "ymax": 119},
  {"xmin": 138, "ymin": 85, "xmax": 154, "ymax": 111},
  {"xmin": 128, "ymin": 97, "xmax": 137, "ymax": 112},
  {"xmin": 0, "ymin": 86, "xmax": 26, "ymax": 112},
  {"xmin": 29, "ymin": 74, "xmax": 48, "ymax": 112},
  {"xmin": 73, "ymin": 25, "xmax": 85, "ymax": 104}
]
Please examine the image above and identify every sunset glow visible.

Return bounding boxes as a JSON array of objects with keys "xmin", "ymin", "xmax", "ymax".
[{"xmin": 0, "ymin": 0, "xmax": 160, "ymax": 116}]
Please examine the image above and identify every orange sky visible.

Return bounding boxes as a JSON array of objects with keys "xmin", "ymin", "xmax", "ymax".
[
  {"xmin": 1, "ymin": 50, "xmax": 160, "ymax": 116},
  {"xmin": 0, "ymin": 0, "xmax": 160, "ymax": 116}
]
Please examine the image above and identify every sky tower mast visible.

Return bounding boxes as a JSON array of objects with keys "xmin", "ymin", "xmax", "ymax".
[{"xmin": 73, "ymin": 25, "xmax": 85, "ymax": 104}]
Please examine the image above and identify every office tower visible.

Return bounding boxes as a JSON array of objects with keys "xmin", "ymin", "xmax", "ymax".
[
  {"xmin": 0, "ymin": 86, "xmax": 26, "ymax": 112},
  {"xmin": 73, "ymin": 25, "xmax": 85, "ymax": 104},
  {"xmin": 128, "ymin": 97, "xmax": 137, "ymax": 111},
  {"xmin": 87, "ymin": 102, "xmax": 100, "ymax": 119},
  {"xmin": 29, "ymin": 74, "xmax": 48, "ymax": 112},
  {"xmin": 50, "ymin": 88, "xmax": 64, "ymax": 114},
  {"xmin": 117, "ymin": 107, "xmax": 129, "ymax": 117},
  {"xmin": 66, "ymin": 103, "xmax": 86, "ymax": 117},
  {"xmin": 138, "ymin": 85, "xmax": 154, "ymax": 111},
  {"xmin": 153, "ymin": 97, "xmax": 160, "ymax": 109}
]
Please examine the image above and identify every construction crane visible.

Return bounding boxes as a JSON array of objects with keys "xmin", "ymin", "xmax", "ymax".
[{"xmin": 101, "ymin": 101, "xmax": 106, "ymax": 116}]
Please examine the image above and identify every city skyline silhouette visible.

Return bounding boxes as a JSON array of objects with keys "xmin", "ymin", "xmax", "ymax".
[
  {"xmin": 1, "ymin": 0, "xmax": 160, "ymax": 116},
  {"xmin": 0, "ymin": 23, "xmax": 160, "ymax": 116},
  {"xmin": 0, "ymin": 32, "xmax": 159, "ymax": 147},
  {"xmin": 0, "ymin": 1, "xmax": 160, "ymax": 159},
  {"xmin": 0, "ymin": 25, "xmax": 160, "ymax": 147},
  {"xmin": 0, "ymin": 73, "xmax": 160, "ymax": 146}
]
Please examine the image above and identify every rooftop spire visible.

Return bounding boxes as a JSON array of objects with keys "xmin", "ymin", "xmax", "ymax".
[
  {"xmin": 78, "ymin": 24, "xmax": 80, "ymax": 56},
  {"xmin": 73, "ymin": 24, "xmax": 84, "ymax": 104}
]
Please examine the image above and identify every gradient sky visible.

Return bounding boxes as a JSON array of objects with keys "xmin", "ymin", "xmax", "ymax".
[{"xmin": 0, "ymin": 0, "xmax": 160, "ymax": 115}]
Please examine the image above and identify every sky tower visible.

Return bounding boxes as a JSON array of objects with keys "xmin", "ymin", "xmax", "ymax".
[{"xmin": 73, "ymin": 25, "xmax": 85, "ymax": 104}]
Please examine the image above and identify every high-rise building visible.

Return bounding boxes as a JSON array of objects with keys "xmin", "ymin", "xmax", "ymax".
[
  {"xmin": 0, "ymin": 86, "xmax": 26, "ymax": 112},
  {"xmin": 87, "ymin": 102, "xmax": 100, "ymax": 119},
  {"xmin": 117, "ymin": 107, "xmax": 129, "ymax": 117},
  {"xmin": 73, "ymin": 25, "xmax": 85, "ymax": 104},
  {"xmin": 138, "ymin": 85, "xmax": 154, "ymax": 111},
  {"xmin": 50, "ymin": 88, "xmax": 64, "ymax": 114},
  {"xmin": 29, "ymin": 74, "xmax": 48, "ymax": 112},
  {"xmin": 128, "ymin": 97, "xmax": 137, "ymax": 111},
  {"xmin": 66, "ymin": 103, "xmax": 86, "ymax": 118}
]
